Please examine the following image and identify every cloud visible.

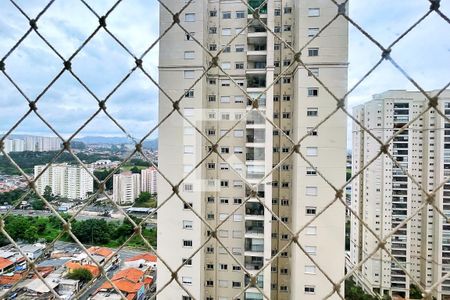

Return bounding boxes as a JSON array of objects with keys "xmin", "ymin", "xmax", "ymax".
[
  {"xmin": 0, "ymin": 0, "xmax": 160, "ymax": 140},
  {"xmin": 0, "ymin": 0, "xmax": 449, "ymax": 149}
]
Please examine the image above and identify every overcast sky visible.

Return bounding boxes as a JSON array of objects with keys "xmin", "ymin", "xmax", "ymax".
[{"xmin": 0, "ymin": 0, "xmax": 449, "ymax": 144}]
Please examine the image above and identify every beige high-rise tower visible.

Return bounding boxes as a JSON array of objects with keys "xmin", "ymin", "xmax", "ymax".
[
  {"xmin": 350, "ymin": 90, "xmax": 450, "ymax": 299},
  {"xmin": 158, "ymin": 1, "xmax": 349, "ymax": 299}
]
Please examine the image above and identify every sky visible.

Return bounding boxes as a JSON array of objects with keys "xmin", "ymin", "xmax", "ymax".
[{"xmin": 0, "ymin": 0, "xmax": 449, "ymax": 145}]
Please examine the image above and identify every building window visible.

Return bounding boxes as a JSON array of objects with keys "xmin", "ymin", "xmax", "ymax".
[
  {"xmin": 306, "ymin": 186, "xmax": 318, "ymax": 196},
  {"xmin": 182, "ymin": 258, "xmax": 192, "ymax": 266},
  {"xmin": 306, "ymin": 147, "xmax": 318, "ymax": 156},
  {"xmin": 206, "ymin": 280, "xmax": 214, "ymax": 287},
  {"xmin": 308, "ymin": 87, "xmax": 319, "ymax": 97},
  {"xmin": 183, "ymin": 240, "xmax": 193, "ymax": 247},
  {"xmin": 182, "ymin": 296, "xmax": 192, "ymax": 300},
  {"xmin": 235, "ymin": 44, "xmax": 245, "ymax": 52},
  {"xmin": 184, "ymin": 145, "xmax": 194, "ymax": 154},
  {"xmin": 221, "ymin": 80, "xmax": 231, "ymax": 87},
  {"xmin": 274, "ymin": 26, "xmax": 281, "ymax": 33},
  {"xmin": 209, "ymin": 44, "xmax": 217, "ymax": 51},
  {"xmin": 284, "ymin": 7, "xmax": 292, "ymax": 14},
  {"xmin": 232, "ymin": 281, "xmax": 242, "ymax": 288},
  {"xmin": 305, "ymin": 285, "xmax": 316, "ymax": 294},
  {"xmin": 221, "ymin": 62, "xmax": 231, "ymax": 70},
  {"xmin": 222, "ymin": 28, "xmax": 232, "ymax": 36},
  {"xmin": 219, "ymin": 263, "xmax": 228, "ymax": 270},
  {"xmin": 306, "ymin": 167, "xmax": 317, "ymax": 176},
  {"xmin": 308, "ymin": 68, "xmax": 319, "ymax": 77},
  {"xmin": 183, "ymin": 220, "xmax": 193, "ymax": 230},
  {"xmin": 183, "ymin": 183, "xmax": 193, "ymax": 192},
  {"xmin": 282, "ymin": 77, "xmax": 291, "ymax": 84},
  {"xmin": 208, "ymin": 95, "xmax": 216, "ymax": 102},
  {"xmin": 222, "ymin": 11, "xmax": 231, "ymax": 19},
  {"xmin": 184, "ymin": 13, "xmax": 195, "ymax": 22},
  {"xmin": 306, "ymin": 226, "xmax": 317, "ymax": 235},
  {"xmin": 307, "ymin": 127, "xmax": 318, "ymax": 136},
  {"xmin": 235, "ymin": 62, "xmax": 244, "ymax": 69},
  {"xmin": 308, "ymin": 8, "xmax": 320, "ymax": 17},
  {"xmin": 308, "ymin": 47, "xmax": 319, "ymax": 56},
  {"xmin": 209, "ymin": 10, "xmax": 217, "ymax": 17},
  {"xmin": 184, "ymin": 89, "xmax": 194, "ymax": 98},
  {"xmin": 305, "ymin": 265, "xmax": 316, "ymax": 274},
  {"xmin": 308, "ymin": 27, "xmax": 320, "ymax": 37},
  {"xmin": 275, "ymin": 8, "xmax": 281, "ymax": 16},
  {"xmin": 184, "ymin": 51, "xmax": 195, "ymax": 60},
  {"xmin": 305, "ymin": 246, "xmax": 317, "ymax": 256},
  {"xmin": 221, "ymin": 96, "xmax": 230, "ymax": 103},
  {"xmin": 306, "ymin": 206, "xmax": 317, "ymax": 215},
  {"xmin": 184, "ymin": 70, "xmax": 194, "ymax": 79},
  {"xmin": 307, "ymin": 108, "xmax": 318, "ymax": 117},
  {"xmin": 284, "ymin": 25, "xmax": 292, "ymax": 32},
  {"xmin": 236, "ymin": 11, "xmax": 245, "ymax": 18},
  {"xmin": 209, "ymin": 27, "xmax": 217, "ymax": 34},
  {"xmin": 220, "ymin": 180, "xmax": 229, "ymax": 187}
]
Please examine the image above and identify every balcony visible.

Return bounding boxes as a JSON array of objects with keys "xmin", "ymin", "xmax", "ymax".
[
  {"xmin": 247, "ymin": 75, "xmax": 266, "ymax": 89},
  {"xmin": 245, "ymin": 202, "xmax": 264, "ymax": 220},
  {"xmin": 246, "ymin": 220, "xmax": 264, "ymax": 235},
  {"xmin": 248, "ymin": 0, "xmax": 268, "ymax": 14}
]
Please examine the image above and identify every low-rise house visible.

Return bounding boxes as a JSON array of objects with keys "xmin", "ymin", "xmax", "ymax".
[
  {"xmin": 21, "ymin": 244, "xmax": 45, "ymax": 260},
  {"xmin": 124, "ymin": 253, "xmax": 157, "ymax": 271},
  {"xmin": 92, "ymin": 268, "xmax": 150, "ymax": 300},
  {"xmin": 0, "ymin": 257, "xmax": 14, "ymax": 274},
  {"xmin": 65, "ymin": 262, "xmax": 100, "ymax": 277}
]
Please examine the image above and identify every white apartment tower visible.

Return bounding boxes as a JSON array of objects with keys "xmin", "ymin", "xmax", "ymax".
[
  {"xmin": 158, "ymin": 1, "xmax": 348, "ymax": 299},
  {"xmin": 113, "ymin": 172, "xmax": 141, "ymax": 205},
  {"xmin": 350, "ymin": 90, "xmax": 450, "ymax": 299},
  {"xmin": 141, "ymin": 167, "xmax": 158, "ymax": 195},
  {"xmin": 34, "ymin": 163, "xmax": 94, "ymax": 200}
]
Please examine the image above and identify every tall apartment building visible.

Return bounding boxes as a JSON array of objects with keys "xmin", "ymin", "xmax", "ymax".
[
  {"xmin": 113, "ymin": 172, "xmax": 141, "ymax": 205},
  {"xmin": 24, "ymin": 136, "xmax": 61, "ymax": 152},
  {"xmin": 350, "ymin": 90, "xmax": 450, "ymax": 299},
  {"xmin": 158, "ymin": 1, "xmax": 348, "ymax": 299},
  {"xmin": 141, "ymin": 167, "xmax": 158, "ymax": 195},
  {"xmin": 3, "ymin": 138, "xmax": 25, "ymax": 153},
  {"xmin": 34, "ymin": 163, "xmax": 94, "ymax": 200}
]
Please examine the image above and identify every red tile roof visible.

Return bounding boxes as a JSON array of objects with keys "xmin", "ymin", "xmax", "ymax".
[
  {"xmin": 0, "ymin": 257, "xmax": 14, "ymax": 270},
  {"xmin": 0, "ymin": 273, "xmax": 24, "ymax": 285},
  {"xmin": 111, "ymin": 268, "xmax": 144, "ymax": 283},
  {"xmin": 66, "ymin": 262, "xmax": 100, "ymax": 277},
  {"xmin": 125, "ymin": 253, "xmax": 157, "ymax": 263},
  {"xmin": 100, "ymin": 280, "xmax": 144, "ymax": 294},
  {"xmin": 87, "ymin": 246, "xmax": 114, "ymax": 258}
]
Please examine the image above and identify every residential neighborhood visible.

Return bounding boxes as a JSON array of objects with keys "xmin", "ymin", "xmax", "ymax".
[{"xmin": 0, "ymin": 242, "xmax": 156, "ymax": 299}]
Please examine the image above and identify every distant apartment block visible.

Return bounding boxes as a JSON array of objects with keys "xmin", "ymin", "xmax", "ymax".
[
  {"xmin": 350, "ymin": 90, "xmax": 450, "ymax": 299},
  {"xmin": 3, "ymin": 139, "xmax": 24, "ymax": 153},
  {"xmin": 113, "ymin": 172, "xmax": 141, "ymax": 205},
  {"xmin": 34, "ymin": 163, "xmax": 94, "ymax": 200},
  {"xmin": 158, "ymin": 0, "xmax": 349, "ymax": 299},
  {"xmin": 141, "ymin": 167, "xmax": 157, "ymax": 195},
  {"xmin": 2, "ymin": 135, "xmax": 61, "ymax": 154}
]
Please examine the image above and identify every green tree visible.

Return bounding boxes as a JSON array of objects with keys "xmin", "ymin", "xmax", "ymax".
[
  {"xmin": 43, "ymin": 186, "xmax": 54, "ymax": 201},
  {"xmin": 67, "ymin": 268, "xmax": 93, "ymax": 283},
  {"xmin": 24, "ymin": 226, "xmax": 38, "ymax": 243},
  {"xmin": 71, "ymin": 219, "xmax": 112, "ymax": 244},
  {"xmin": 345, "ymin": 278, "xmax": 378, "ymax": 300},
  {"xmin": 409, "ymin": 284, "xmax": 423, "ymax": 299},
  {"xmin": 136, "ymin": 192, "xmax": 151, "ymax": 203},
  {"xmin": 31, "ymin": 199, "xmax": 46, "ymax": 210},
  {"xmin": 130, "ymin": 166, "xmax": 141, "ymax": 174}
]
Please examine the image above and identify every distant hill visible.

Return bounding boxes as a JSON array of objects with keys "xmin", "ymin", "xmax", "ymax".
[{"xmin": 73, "ymin": 136, "xmax": 158, "ymax": 150}]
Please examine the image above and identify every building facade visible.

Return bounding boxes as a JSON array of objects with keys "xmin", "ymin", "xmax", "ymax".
[
  {"xmin": 113, "ymin": 172, "xmax": 141, "ymax": 205},
  {"xmin": 350, "ymin": 90, "xmax": 450, "ymax": 299},
  {"xmin": 141, "ymin": 167, "xmax": 158, "ymax": 195},
  {"xmin": 34, "ymin": 163, "xmax": 94, "ymax": 200},
  {"xmin": 158, "ymin": 1, "xmax": 348, "ymax": 299}
]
